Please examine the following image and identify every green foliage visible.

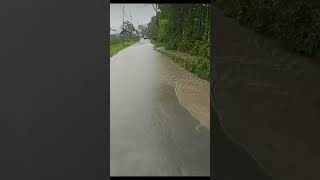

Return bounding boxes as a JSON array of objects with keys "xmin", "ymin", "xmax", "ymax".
[
  {"xmin": 216, "ymin": 0, "xmax": 320, "ymax": 57},
  {"xmin": 157, "ymin": 19, "xmax": 169, "ymax": 43},
  {"xmin": 147, "ymin": 4, "xmax": 210, "ymax": 58},
  {"xmin": 110, "ymin": 35, "xmax": 122, "ymax": 45},
  {"xmin": 146, "ymin": 4, "xmax": 210, "ymax": 80},
  {"xmin": 146, "ymin": 16, "xmax": 160, "ymax": 41}
]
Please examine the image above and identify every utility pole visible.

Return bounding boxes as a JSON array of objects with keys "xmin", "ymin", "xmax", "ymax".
[{"xmin": 122, "ymin": 4, "xmax": 124, "ymax": 46}]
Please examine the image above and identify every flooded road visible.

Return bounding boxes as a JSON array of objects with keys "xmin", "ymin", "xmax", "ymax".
[{"xmin": 110, "ymin": 39, "xmax": 210, "ymax": 176}]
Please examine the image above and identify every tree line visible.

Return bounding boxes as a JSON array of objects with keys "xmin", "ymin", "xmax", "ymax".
[{"xmin": 146, "ymin": 4, "xmax": 210, "ymax": 59}]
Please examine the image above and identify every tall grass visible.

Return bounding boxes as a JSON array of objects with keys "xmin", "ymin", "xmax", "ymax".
[{"xmin": 110, "ymin": 36, "xmax": 139, "ymax": 57}]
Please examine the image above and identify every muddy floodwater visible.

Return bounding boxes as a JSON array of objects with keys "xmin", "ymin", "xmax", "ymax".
[{"xmin": 110, "ymin": 39, "xmax": 210, "ymax": 176}]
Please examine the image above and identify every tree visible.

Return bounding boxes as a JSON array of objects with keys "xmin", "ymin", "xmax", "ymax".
[
  {"xmin": 146, "ymin": 4, "xmax": 210, "ymax": 58},
  {"xmin": 137, "ymin": 24, "xmax": 147, "ymax": 35},
  {"xmin": 120, "ymin": 20, "xmax": 136, "ymax": 38}
]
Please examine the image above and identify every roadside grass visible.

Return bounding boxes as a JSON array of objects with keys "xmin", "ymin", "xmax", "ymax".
[
  {"xmin": 110, "ymin": 38, "xmax": 139, "ymax": 57},
  {"xmin": 151, "ymin": 39, "xmax": 162, "ymax": 48},
  {"xmin": 155, "ymin": 46, "xmax": 210, "ymax": 81}
]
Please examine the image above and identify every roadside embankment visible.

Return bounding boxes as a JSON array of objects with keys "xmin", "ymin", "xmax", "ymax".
[
  {"xmin": 154, "ymin": 46, "xmax": 210, "ymax": 130},
  {"xmin": 154, "ymin": 46, "xmax": 210, "ymax": 81}
]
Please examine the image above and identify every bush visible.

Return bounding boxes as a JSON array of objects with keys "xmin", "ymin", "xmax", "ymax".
[
  {"xmin": 157, "ymin": 19, "xmax": 169, "ymax": 43},
  {"xmin": 147, "ymin": 4, "xmax": 210, "ymax": 58}
]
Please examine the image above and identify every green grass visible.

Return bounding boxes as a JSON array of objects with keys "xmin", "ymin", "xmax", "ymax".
[
  {"xmin": 155, "ymin": 46, "xmax": 210, "ymax": 81},
  {"xmin": 167, "ymin": 53, "xmax": 210, "ymax": 81},
  {"xmin": 110, "ymin": 38, "xmax": 139, "ymax": 57}
]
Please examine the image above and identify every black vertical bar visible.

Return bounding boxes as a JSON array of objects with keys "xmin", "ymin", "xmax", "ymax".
[
  {"xmin": 0, "ymin": 0, "xmax": 108, "ymax": 179},
  {"xmin": 106, "ymin": 0, "xmax": 110, "ymax": 179}
]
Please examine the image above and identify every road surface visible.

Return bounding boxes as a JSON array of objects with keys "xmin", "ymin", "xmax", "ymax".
[{"xmin": 110, "ymin": 39, "xmax": 210, "ymax": 176}]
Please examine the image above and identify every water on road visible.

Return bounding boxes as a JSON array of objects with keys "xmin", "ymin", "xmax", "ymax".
[{"xmin": 110, "ymin": 39, "xmax": 210, "ymax": 176}]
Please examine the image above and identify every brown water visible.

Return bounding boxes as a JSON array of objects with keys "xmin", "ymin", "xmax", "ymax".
[
  {"xmin": 157, "ymin": 52, "xmax": 210, "ymax": 129},
  {"xmin": 110, "ymin": 39, "xmax": 210, "ymax": 176}
]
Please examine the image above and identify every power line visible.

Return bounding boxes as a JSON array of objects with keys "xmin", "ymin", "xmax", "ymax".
[{"xmin": 119, "ymin": 5, "xmax": 131, "ymax": 23}]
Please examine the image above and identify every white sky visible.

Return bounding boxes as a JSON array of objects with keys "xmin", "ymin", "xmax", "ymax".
[{"xmin": 110, "ymin": 4, "xmax": 156, "ymax": 34}]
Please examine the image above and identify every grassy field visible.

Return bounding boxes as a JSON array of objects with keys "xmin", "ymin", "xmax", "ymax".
[{"xmin": 110, "ymin": 37, "xmax": 139, "ymax": 57}]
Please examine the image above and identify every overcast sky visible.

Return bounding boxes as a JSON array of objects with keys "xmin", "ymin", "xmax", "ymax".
[{"xmin": 110, "ymin": 4, "xmax": 156, "ymax": 33}]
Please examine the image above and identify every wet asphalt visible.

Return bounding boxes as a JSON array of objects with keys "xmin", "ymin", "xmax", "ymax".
[{"xmin": 110, "ymin": 39, "xmax": 210, "ymax": 176}]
